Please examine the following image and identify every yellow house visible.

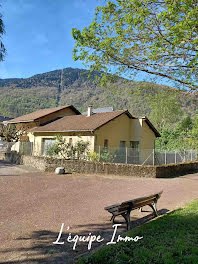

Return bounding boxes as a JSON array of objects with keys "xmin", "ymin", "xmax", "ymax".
[
  {"xmin": 7, "ymin": 105, "xmax": 80, "ymax": 153},
  {"xmin": 7, "ymin": 105, "xmax": 80, "ymax": 139},
  {"xmin": 29, "ymin": 106, "xmax": 160, "ymax": 164}
]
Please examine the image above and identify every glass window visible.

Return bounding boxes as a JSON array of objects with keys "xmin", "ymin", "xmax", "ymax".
[
  {"xmin": 69, "ymin": 138, "xmax": 73, "ymax": 145},
  {"xmin": 104, "ymin": 139, "xmax": 108, "ymax": 148},
  {"xmin": 120, "ymin": 141, "xmax": 126, "ymax": 148},
  {"xmin": 130, "ymin": 141, "xmax": 139, "ymax": 150}
]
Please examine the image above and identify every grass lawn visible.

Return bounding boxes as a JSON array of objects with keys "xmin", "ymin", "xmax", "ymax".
[{"xmin": 78, "ymin": 200, "xmax": 198, "ymax": 264}]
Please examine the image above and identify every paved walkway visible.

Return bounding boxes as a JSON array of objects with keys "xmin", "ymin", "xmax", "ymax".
[
  {"xmin": 0, "ymin": 161, "xmax": 198, "ymax": 263},
  {"xmin": 0, "ymin": 160, "xmax": 40, "ymax": 176}
]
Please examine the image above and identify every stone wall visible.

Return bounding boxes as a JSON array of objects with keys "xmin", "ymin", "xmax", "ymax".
[
  {"xmin": 45, "ymin": 158, "xmax": 198, "ymax": 178},
  {"xmin": 156, "ymin": 161, "xmax": 198, "ymax": 178},
  {"xmin": 22, "ymin": 155, "xmax": 46, "ymax": 171},
  {"xmin": 1, "ymin": 151, "xmax": 198, "ymax": 178},
  {"xmin": 45, "ymin": 157, "xmax": 157, "ymax": 177}
]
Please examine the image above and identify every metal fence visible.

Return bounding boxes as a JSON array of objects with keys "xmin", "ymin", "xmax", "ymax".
[
  {"xmin": 0, "ymin": 141, "xmax": 15, "ymax": 152},
  {"xmin": 154, "ymin": 150, "xmax": 197, "ymax": 165},
  {"xmin": 95, "ymin": 146, "xmax": 140, "ymax": 164},
  {"xmin": 95, "ymin": 146, "xmax": 198, "ymax": 165},
  {"xmin": 0, "ymin": 141, "xmax": 197, "ymax": 166},
  {"xmin": 0, "ymin": 141, "xmax": 33, "ymax": 155}
]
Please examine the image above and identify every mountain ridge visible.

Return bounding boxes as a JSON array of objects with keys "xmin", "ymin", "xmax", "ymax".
[{"xmin": 0, "ymin": 67, "xmax": 197, "ymax": 119}]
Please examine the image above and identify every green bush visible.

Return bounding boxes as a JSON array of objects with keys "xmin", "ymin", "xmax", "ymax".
[
  {"xmin": 100, "ymin": 148, "xmax": 114, "ymax": 162},
  {"xmin": 88, "ymin": 152, "xmax": 99, "ymax": 162},
  {"xmin": 45, "ymin": 135, "xmax": 89, "ymax": 159},
  {"xmin": 46, "ymin": 143, "xmax": 60, "ymax": 157}
]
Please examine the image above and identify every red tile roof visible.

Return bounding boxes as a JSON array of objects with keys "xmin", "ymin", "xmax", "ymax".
[
  {"xmin": 7, "ymin": 105, "xmax": 81, "ymax": 123},
  {"xmin": 30, "ymin": 110, "xmax": 160, "ymax": 137},
  {"xmin": 31, "ymin": 110, "xmax": 132, "ymax": 132}
]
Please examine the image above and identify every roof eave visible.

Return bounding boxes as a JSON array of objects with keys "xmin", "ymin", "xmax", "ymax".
[
  {"xmin": 7, "ymin": 120, "xmax": 34, "ymax": 124},
  {"xmin": 143, "ymin": 117, "xmax": 161, "ymax": 137},
  {"xmin": 32, "ymin": 129, "xmax": 95, "ymax": 133}
]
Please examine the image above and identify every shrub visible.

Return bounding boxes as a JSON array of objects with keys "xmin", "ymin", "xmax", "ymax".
[
  {"xmin": 88, "ymin": 152, "xmax": 99, "ymax": 162},
  {"xmin": 100, "ymin": 148, "xmax": 114, "ymax": 162},
  {"xmin": 75, "ymin": 140, "xmax": 90, "ymax": 160},
  {"xmin": 45, "ymin": 135, "xmax": 89, "ymax": 160},
  {"xmin": 46, "ymin": 143, "xmax": 60, "ymax": 157}
]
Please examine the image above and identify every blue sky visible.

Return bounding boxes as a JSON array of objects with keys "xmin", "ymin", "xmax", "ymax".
[
  {"xmin": 0, "ymin": 0, "xmax": 103, "ymax": 78},
  {"xmin": 0, "ymin": 0, "xmax": 174, "ymax": 88}
]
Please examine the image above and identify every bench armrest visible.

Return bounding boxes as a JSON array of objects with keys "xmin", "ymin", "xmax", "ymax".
[{"xmin": 104, "ymin": 203, "xmax": 120, "ymax": 211}]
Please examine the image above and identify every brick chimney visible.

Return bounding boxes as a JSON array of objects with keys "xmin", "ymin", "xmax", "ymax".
[{"xmin": 87, "ymin": 105, "xmax": 93, "ymax": 117}]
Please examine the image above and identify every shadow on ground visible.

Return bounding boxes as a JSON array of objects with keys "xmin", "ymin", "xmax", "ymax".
[
  {"xmin": 0, "ymin": 160, "xmax": 13, "ymax": 167},
  {"xmin": 0, "ymin": 209, "xmax": 168, "ymax": 264}
]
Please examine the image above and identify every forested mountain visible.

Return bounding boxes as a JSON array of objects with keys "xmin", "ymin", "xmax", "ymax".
[{"xmin": 0, "ymin": 67, "xmax": 197, "ymax": 119}]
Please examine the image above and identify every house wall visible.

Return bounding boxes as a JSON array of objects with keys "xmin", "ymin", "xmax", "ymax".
[
  {"xmin": 140, "ymin": 120, "xmax": 156, "ymax": 164},
  {"xmin": 94, "ymin": 115, "xmax": 156, "ymax": 163},
  {"xmin": 32, "ymin": 132, "xmax": 95, "ymax": 156},
  {"xmin": 94, "ymin": 114, "xmax": 131, "ymax": 148},
  {"xmin": 28, "ymin": 132, "xmax": 35, "ymax": 143},
  {"xmin": 94, "ymin": 114, "xmax": 143, "ymax": 148},
  {"xmin": 131, "ymin": 119, "xmax": 142, "ymax": 142},
  {"xmin": 11, "ymin": 142, "xmax": 20, "ymax": 152}
]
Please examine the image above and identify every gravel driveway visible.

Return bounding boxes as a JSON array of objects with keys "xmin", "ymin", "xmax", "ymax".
[{"xmin": 0, "ymin": 160, "xmax": 198, "ymax": 263}]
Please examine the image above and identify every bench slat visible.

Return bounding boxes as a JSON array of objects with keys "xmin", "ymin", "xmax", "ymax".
[{"xmin": 132, "ymin": 199, "xmax": 157, "ymax": 209}]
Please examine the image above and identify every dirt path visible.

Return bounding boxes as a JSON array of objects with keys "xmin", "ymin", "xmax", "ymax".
[{"xmin": 0, "ymin": 161, "xmax": 198, "ymax": 263}]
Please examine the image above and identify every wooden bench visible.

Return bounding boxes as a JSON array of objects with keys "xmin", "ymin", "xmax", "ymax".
[{"xmin": 104, "ymin": 191, "xmax": 163, "ymax": 230}]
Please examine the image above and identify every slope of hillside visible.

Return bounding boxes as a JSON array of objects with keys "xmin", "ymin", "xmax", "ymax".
[{"xmin": 0, "ymin": 67, "xmax": 197, "ymax": 118}]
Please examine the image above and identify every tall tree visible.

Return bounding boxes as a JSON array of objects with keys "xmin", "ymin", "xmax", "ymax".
[
  {"xmin": 177, "ymin": 115, "xmax": 193, "ymax": 135},
  {"xmin": 0, "ymin": 123, "xmax": 26, "ymax": 142},
  {"xmin": 72, "ymin": 0, "xmax": 198, "ymax": 90},
  {"xmin": 189, "ymin": 115, "xmax": 198, "ymax": 149},
  {"xmin": 0, "ymin": 8, "xmax": 6, "ymax": 61},
  {"xmin": 149, "ymin": 90, "xmax": 182, "ymax": 130}
]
